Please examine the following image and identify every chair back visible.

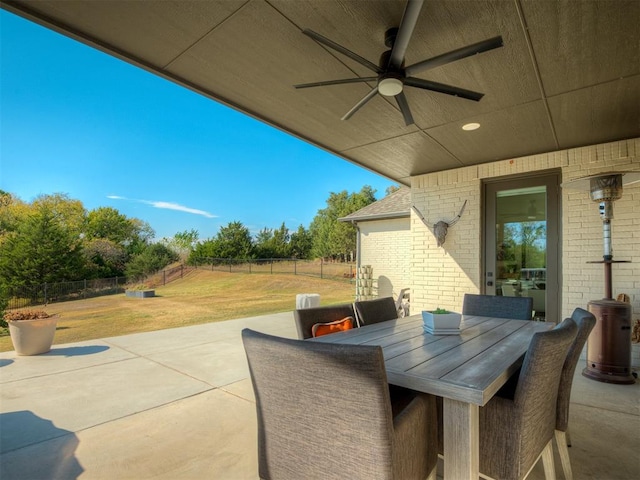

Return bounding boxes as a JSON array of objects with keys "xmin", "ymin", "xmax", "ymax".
[
  {"xmin": 293, "ymin": 303, "xmax": 356, "ymax": 339},
  {"xmin": 525, "ymin": 289, "xmax": 546, "ymax": 314},
  {"xmin": 354, "ymin": 297, "xmax": 398, "ymax": 326},
  {"xmin": 512, "ymin": 318, "xmax": 578, "ymax": 475},
  {"xmin": 462, "ymin": 293, "xmax": 533, "ymax": 320},
  {"xmin": 242, "ymin": 329, "xmax": 395, "ymax": 480},
  {"xmin": 556, "ymin": 308, "xmax": 596, "ymax": 432}
]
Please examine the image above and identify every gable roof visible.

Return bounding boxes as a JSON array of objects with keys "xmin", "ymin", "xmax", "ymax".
[{"xmin": 340, "ymin": 187, "xmax": 411, "ymax": 223}]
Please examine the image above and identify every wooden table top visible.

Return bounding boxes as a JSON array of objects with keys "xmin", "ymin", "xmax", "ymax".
[{"xmin": 313, "ymin": 314, "xmax": 553, "ymax": 406}]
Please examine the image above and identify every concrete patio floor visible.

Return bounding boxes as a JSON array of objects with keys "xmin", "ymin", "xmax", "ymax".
[{"xmin": 1, "ymin": 312, "xmax": 638, "ymax": 479}]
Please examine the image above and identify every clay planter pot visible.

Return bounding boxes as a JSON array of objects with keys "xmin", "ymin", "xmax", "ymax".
[{"xmin": 8, "ymin": 316, "xmax": 58, "ymax": 355}]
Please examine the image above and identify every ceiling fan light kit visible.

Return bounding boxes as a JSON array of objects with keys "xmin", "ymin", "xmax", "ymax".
[
  {"xmin": 378, "ymin": 76, "xmax": 404, "ymax": 96},
  {"xmin": 294, "ymin": 0, "xmax": 504, "ymax": 126}
]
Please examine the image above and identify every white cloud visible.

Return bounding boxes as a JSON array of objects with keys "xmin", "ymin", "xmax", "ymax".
[
  {"xmin": 106, "ymin": 195, "xmax": 217, "ymax": 218},
  {"xmin": 143, "ymin": 200, "xmax": 217, "ymax": 218}
]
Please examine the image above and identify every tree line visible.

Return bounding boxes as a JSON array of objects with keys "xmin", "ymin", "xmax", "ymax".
[{"xmin": 0, "ymin": 185, "xmax": 393, "ymax": 292}]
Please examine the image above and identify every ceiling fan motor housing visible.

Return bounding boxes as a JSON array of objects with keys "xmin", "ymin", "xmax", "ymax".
[{"xmin": 385, "ymin": 27, "xmax": 399, "ymax": 48}]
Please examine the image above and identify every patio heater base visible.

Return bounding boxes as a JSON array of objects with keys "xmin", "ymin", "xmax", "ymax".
[{"xmin": 582, "ymin": 299, "xmax": 635, "ymax": 385}]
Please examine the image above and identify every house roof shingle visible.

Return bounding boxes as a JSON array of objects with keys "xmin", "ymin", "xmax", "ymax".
[{"xmin": 339, "ymin": 187, "xmax": 411, "ymax": 223}]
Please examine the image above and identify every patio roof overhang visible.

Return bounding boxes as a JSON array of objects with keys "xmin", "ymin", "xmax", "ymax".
[{"xmin": 3, "ymin": 0, "xmax": 639, "ymax": 184}]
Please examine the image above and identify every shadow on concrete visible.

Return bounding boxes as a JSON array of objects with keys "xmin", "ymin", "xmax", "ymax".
[
  {"xmin": 0, "ymin": 410, "xmax": 83, "ymax": 479},
  {"xmin": 0, "ymin": 359, "xmax": 14, "ymax": 368},
  {"xmin": 45, "ymin": 345, "xmax": 109, "ymax": 357}
]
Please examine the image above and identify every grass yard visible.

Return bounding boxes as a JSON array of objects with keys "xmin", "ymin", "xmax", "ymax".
[{"xmin": 0, "ymin": 270, "xmax": 355, "ymax": 352}]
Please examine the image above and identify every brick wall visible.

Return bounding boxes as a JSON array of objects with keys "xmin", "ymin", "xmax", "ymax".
[
  {"xmin": 410, "ymin": 138, "xmax": 640, "ymax": 322},
  {"xmin": 359, "ymin": 217, "xmax": 411, "ymax": 300}
]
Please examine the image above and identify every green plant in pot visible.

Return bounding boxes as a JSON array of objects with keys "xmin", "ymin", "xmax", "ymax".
[
  {"xmin": 4, "ymin": 310, "xmax": 58, "ymax": 356},
  {"xmin": 422, "ymin": 307, "xmax": 462, "ymax": 331}
]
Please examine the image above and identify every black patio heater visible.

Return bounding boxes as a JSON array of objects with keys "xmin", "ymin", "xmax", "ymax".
[{"xmin": 563, "ymin": 172, "xmax": 639, "ymax": 384}]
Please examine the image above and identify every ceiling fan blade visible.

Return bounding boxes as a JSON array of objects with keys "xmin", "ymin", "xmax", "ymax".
[
  {"xmin": 302, "ymin": 29, "xmax": 382, "ymax": 74},
  {"xmin": 404, "ymin": 77, "xmax": 484, "ymax": 101},
  {"xmin": 405, "ymin": 36, "xmax": 504, "ymax": 76},
  {"xmin": 395, "ymin": 92, "xmax": 414, "ymax": 126},
  {"xmin": 389, "ymin": 0, "xmax": 425, "ymax": 69},
  {"xmin": 341, "ymin": 87, "xmax": 379, "ymax": 121},
  {"xmin": 294, "ymin": 77, "xmax": 378, "ymax": 89}
]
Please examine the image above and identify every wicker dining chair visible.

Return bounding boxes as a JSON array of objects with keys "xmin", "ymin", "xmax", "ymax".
[
  {"xmin": 462, "ymin": 293, "xmax": 533, "ymax": 320},
  {"xmin": 554, "ymin": 308, "xmax": 596, "ymax": 480},
  {"xmin": 478, "ymin": 318, "xmax": 577, "ymax": 480},
  {"xmin": 293, "ymin": 303, "xmax": 356, "ymax": 339},
  {"xmin": 354, "ymin": 297, "xmax": 399, "ymax": 326},
  {"xmin": 242, "ymin": 329, "xmax": 438, "ymax": 480}
]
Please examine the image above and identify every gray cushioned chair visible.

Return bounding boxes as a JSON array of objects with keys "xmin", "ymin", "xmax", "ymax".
[
  {"xmin": 293, "ymin": 303, "xmax": 356, "ymax": 339},
  {"xmin": 242, "ymin": 329, "xmax": 438, "ymax": 480},
  {"xmin": 478, "ymin": 317, "xmax": 577, "ymax": 480},
  {"xmin": 463, "ymin": 293, "xmax": 533, "ymax": 320},
  {"xmin": 354, "ymin": 297, "xmax": 398, "ymax": 326},
  {"xmin": 554, "ymin": 308, "xmax": 596, "ymax": 480}
]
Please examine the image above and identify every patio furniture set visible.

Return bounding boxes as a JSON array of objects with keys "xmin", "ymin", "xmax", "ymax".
[{"xmin": 243, "ymin": 294, "xmax": 595, "ymax": 480}]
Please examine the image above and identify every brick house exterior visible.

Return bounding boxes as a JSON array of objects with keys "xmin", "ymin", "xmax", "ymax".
[
  {"xmin": 342, "ymin": 138, "xmax": 639, "ymax": 326},
  {"xmin": 340, "ymin": 187, "xmax": 411, "ymax": 302},
  {"xmin": 410, "ymin": 138, "xmax": 639, "ymax": 322}
]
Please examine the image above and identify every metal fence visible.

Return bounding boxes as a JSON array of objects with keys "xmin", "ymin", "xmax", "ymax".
[
  {"xmin": 191, "ymin": 258, "xmax": 356, "ymax": 281},
  {"xmin": 143, "ymin": 263, "xmax": 196, "ymax": 288},
  {"xmin": 5, "ymin": 277, "xmax": 127, "ymax": 310},
  {"xmin": 4, "ymin": 259, "xmax": 355, "ymax": 310}
]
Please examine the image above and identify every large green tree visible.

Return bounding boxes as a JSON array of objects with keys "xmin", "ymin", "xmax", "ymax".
[
  {"xmin": 85, "ymin": 207, "xmax": 153, "ymax": 247},
  {"xmin": 32, "ymin": 193, "xmax": 86, "ymax": 239},
  {"xmin": 125, "ymin": 243, "xmax": 179, "ymax": 281},
  {"xmin": 0, "ymin": 204, "xmax": 84, "ymax": 288},
  {"xmin": 310, "ymin": 186, "xmax": 376, "ymax": 260},
  {"xmin": 254, "ymin": 222, "xmax": 290, "ymax": 258},
  {"xmin": 289, "ymin": 225, "xmax": 313, "ymax": 259},
  {"xmin": 0, "ymin": 190, "xmax": 29, "ymax": 242},
  {"xmin": 215, "ymin": 221, "xmax": 254, "ymax": 259},
  {"xmin": 83, "ymin": 238, "xmax": 128, "ymax": 278},
  {"xmin": 188, "ymin": 238, "xmax": 219, "ymax": 264},
  {"xmin": 82, "ymin": 207, "xmax": 155, "ymax": 277},
  {"xmin": 85, "ymin": 207, "xmax": 135, "ymax": 243},
  {"xmin": 189, "ymin": 221, "xmax": 254, "ymax": 263}
]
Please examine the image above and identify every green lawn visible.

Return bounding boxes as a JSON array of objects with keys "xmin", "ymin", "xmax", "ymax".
[{"xmin": 0, "ymin": 270, "xmax": 355, "ymax": 352}]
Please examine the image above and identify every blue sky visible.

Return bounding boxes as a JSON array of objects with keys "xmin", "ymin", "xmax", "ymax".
[{"xmin": 0, "ymin": 11, "xmax": 395, "ymax": 241}]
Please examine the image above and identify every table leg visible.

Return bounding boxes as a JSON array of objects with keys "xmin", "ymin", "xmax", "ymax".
[{"xmin": 443, "ymin": 398, "xmax": 479, "ymax": 479}]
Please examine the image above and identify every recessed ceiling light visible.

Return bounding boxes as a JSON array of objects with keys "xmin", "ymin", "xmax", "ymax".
[{"xmin": 462, "ymin": 122, "xmax": 480, "ymax": 131}]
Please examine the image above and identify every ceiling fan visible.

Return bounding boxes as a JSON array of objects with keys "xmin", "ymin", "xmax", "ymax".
[{"xmin": 294, "ymin": 0, "xmax": 503, "ymax": 126}]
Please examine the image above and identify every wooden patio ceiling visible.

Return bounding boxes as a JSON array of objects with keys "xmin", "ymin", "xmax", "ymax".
[{"xmin": 3, "ymin": 0, "xmax": 639, "ymax": 184}]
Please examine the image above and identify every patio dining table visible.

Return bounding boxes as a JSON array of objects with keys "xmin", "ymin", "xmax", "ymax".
[{"xmin": 312, "ymin": 313, "xmax": 554, "ymax": 479}]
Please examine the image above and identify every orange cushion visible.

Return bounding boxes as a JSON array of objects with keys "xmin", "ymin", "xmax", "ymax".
[{"xmin": 311, "ymin": 317, "xmax": 354, "ymax": 338}]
